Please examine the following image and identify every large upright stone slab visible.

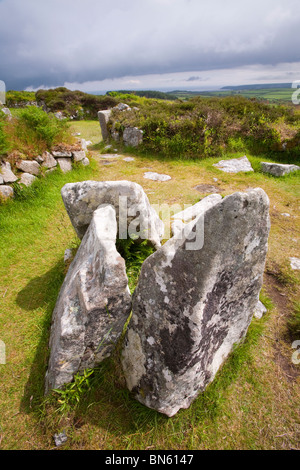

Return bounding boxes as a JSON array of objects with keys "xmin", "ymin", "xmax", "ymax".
[
  {"xmin": 98, "ymin": 110, "xmax": 112, "ymax": 140},
  {"xmin": 122, "ymin": 188, "xmax": 270, "ymax": 417},
  {"xmin": 61, "ymin": 181, "xmax": 164, "ymax": 249},
  {"xmin": 45, "ymin": 205, "xmax": 132, "ymax": 393}
]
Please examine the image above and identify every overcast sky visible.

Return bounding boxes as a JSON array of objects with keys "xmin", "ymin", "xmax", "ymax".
[{"xmin": 0, "ymin": 0, "xmax": 300, "ymax": 92}]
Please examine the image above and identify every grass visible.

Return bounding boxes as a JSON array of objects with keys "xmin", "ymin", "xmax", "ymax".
[{"xmin": 0, "ymin": 119, "xmax": 299, "ymax": 450}]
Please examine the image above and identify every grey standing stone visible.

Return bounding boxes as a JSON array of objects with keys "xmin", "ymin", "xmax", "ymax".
[
  {"xmin": 61, "ymin": 180, "xmax": 164, "ymax": 249},
  {"xmin": 0, "ymin": 185, "xmax": 14, "ymax": 199},
  {"xmin": 98, "ymin": 109, "xmax": 112, "ymax": 140},
  {"xmin": 57, "ymin": 158, "xmax": 72, "ymax": 173},
  {"xmin": 213, "ymin": 156, "xmax": 254, "ymax": 173},
  {"xmin": 261, "ymin": 162, "xmax": 300, "ymax": 177},
  {"xmin": 0, "ymin": 161, "xmax": 18, "ymax": 183},
  {"xmin": 121, "ymin": 188, "xmax": 270, "ymax": 417},
  {"xmin": 16, "ymin": 160, "xmax": 40, "ymax": 176},
  {"xmin": 45, "ymin": 205, "xmax": 132, "ymax": 393}
]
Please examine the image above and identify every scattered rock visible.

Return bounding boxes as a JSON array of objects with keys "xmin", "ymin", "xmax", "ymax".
[
  {"xmin": 1, "ymin": 107, "xmax": 12, "ymax": 120},
  {"xmin": 0, "ymin": 161, "xmax": 18, "ymax": 183},
  {"xmin": 290, "ymin": 257, "xmax": 300, "ymax": 270},
  {"xmin": 122, "ymin": 188, "xmax": 270, "ymax": 417},
  {"xmin": 19, "ymin": 173, "xmax": 37, "ymax": 187},
  {"xmin": 0, "ymin": 185, "xmax": 14, "ymax": 199},
  {"xmin": 35, "ymin": 155, "xmax": 44, "ymax": 164},
  {"xmin": 61, "ymin": 180, "xmax": 164, "ymax": 249},
  {"xmin": 115, "ymin": 103, "xmax": 131, "ymax": 111},
  {"xmin": 16, "ymin": 160, "xmax": 40, "ymax": 176},
  {"xmin": 64, "ymin": 248, "xmax": 73, "ymax": 264},
  {"xmin": 254, "ymin": 300, "xmax": 267, "ymax": 319},
  {"xmin": 41, "ymin": 151, "xmax": 57, "ymax": 169},
  {"xmin": 123, "ymin": 127, "xmax": 143, "ymax": 147},
  {"xmin": 213, "ymin": 156, "xmax": 254, "ymax": 173},
  {"xmin": 56, "ymin": 158, "xmax": 72, "ymax": 173},
  {"xmin": 144, "ymin": 172, "xmax": 171, "ymax": 182},
  {"xmin": 123, "ymin": 157, "xmax": 135, "ymax": 162},
  {"xmin": 261, "ymin": 162, "xmax": 300, "ymax": 177},
  {"xmin": 281, "ymin": 213, "xmax": 291, "ymax": 217},
  {"xmin": 53, "ymin": 431, "xmax": 68, "ymax": 447},
  {"xmin": 45, "ymin": 205, "xmax": 132, "ymax": 392},
  {"xmin": 81, "ymin": 157, "xmax": 90, "ymax": 166}
]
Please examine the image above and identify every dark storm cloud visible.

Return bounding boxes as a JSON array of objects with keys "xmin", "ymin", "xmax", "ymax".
[{"xmin": 0, "ymin": 0, "xmax": 299, "ymax": 90}]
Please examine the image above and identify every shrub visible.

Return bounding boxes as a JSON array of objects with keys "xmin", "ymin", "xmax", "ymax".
[{"xmin": 4, "ymin": 106, "xmax": 71, "ymax": 157}]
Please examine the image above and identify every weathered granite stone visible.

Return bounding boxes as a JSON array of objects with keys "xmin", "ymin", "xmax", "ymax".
[
  {"xmin": 213, "ymin": 156, "xmax": 254, "ymax": 173},
  {"xmin": 0, "ymin": 185, "xmax": 14, "ymax": 199},
  {"xmin": 16, "ymin": 160, "xmax": 40, "ymax": 176},
  {"xmin": 0, "ymin": 174, "xmax": 3, "ymax": 184},
  {"xmin": 0, "ymin": 161, "xmax": 18, "ymax": 183},
  {"xmin": 35, "ymin": 155, "xmax": 44, "ymax": 164},
  {"xmin": 45, "ymin": 205, "xmax": 132, "ymax": 392},
  {"xmin": 61, "ymin": 180, "xmax": 164, "ymax": 249},
  {"xmin": 254, "ymin": 300, "xmax": 267, "ymax": 319},
  {"xmin": 123, "ymin": 157, "xmax": 135, "ymax": 162},
  {"xmin": 99, "ymin": 154, "xmax": 121, "ymax": 159},
  {"xmin": 290, "ymin": 257, "xmax": 300, "ymax": 270},
  {"xmin": 123, "ymin": 127, "xmax": 143, "ymax": 147},
  {"xmin": 72, "ymin": 150, "xmax": 86, "ymax": 162},
  {"xmin": 261, "ymin": 162, "xmax": 300, "ymax": 177},
  {"xmin": 41, "ymin": 151, "xmax": 57, "ymax": 168},
  {"xmin": 81, "ymin": 157, "xmax": 90, "ymax": 166},
  {"xmin": 122, "ymin": 188, "xmax": 270, "ymax": 417},
  {"xmin": 144, "ymin": 172, "xmax": 171, "ymax": 182},
  {"xmin": 19, "ymin": 172, "xmax": 37, "ymax": 187},
  {"xmin": 57, "ymin": 158, "xmax": 72, "ymax": 173},
  {"xmin": 115, "ymin": 103, "xmax": 131, "ymax": 111},
  {"xmin": 171, "ymin": 194, "xmax": 222, "ymax": 236},
  {"xmin": 98, "ymin": 109, "xmax": 112, "ymax": 140},
  {"xmin": 52, "ymin": 150, "xmax": 73, "ymax": 158}
]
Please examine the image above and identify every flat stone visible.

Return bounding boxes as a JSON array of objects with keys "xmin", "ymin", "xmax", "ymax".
[
  {"xmin": 261, "ymin": 162, "xmax": 300, "ymax": 177},
  {"xmin": 19, "ymin": 172, "xmax": 37, "ymax": 187},
  {"xmin": 41, "ymin": 151, "xmax": 57, "ymax": 169},
  {"xmin": 144, "ymin": 172, "xmax": 171, "ymax": 182},
  {"xmin": 45, "ymin": 205, "xmax": 132, "ymax": 393},
  {"xmin": 99, "ymin": 154, "xmax": 122, "ymax": 159},
  {"xmin": 123, "ymin": 157, "xmax": 135, "ymax": 162},
  {"xmin": 213, "ymin": 156, "xmax": 254, "ymax": 173},
  {"xmin": 290, "ymin": 257, "xmax": 300, "ymax": 270},
  {"xmin": 254, "ymin": 300, "xmax": 267, "ymax": 319},
  {"xmin": 61, "ymin": 180, "xmax": 164, "ymax": 249},
  {"xmin": 72, "ymin": 150, "xmax": 86, "ymax": 162},
  {"xmin": 0, "ymin": 161, "xmax": 18, "ymax": 183},
  {"xmin": 16, "ymin": 160, "xmax": 40, "ymax": 176},
  {"xmin": 0, "ymin": 185, "xmax": 14, "ymax": 199},
  {"xmin": 122, "ymin": 188, "xmax": 270, "ymax": 417},
  {"xmin": 57, "ymin": 158, "xmax": 72, "ymax": 173},
  {"xmin": 193, "ymin": 184, "xmax": 224, "ymax": 193},
  {"xmin": 52, "ymin": 151, "xmax": 73, "ymax": 158}
]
